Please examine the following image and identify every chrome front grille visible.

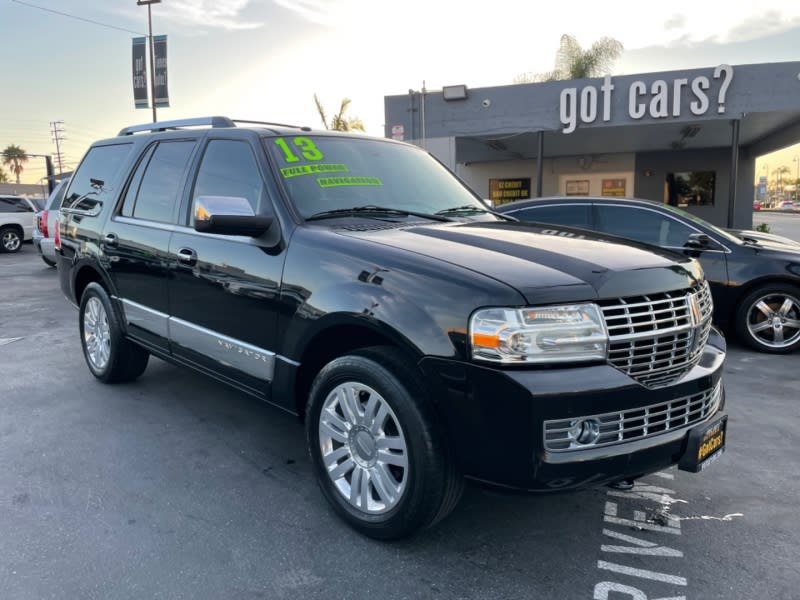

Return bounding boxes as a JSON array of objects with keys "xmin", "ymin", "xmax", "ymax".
[
  {"xmin": 598, "ymin": 282, "xmax": 713, "ymax": 388},
  {"xmin": 544, "ymin": 380, "xmax": 722, "ymax": 451}
]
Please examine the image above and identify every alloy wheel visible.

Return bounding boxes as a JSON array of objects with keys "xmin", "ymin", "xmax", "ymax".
[
  {"xmin": 83, "ymin": 296, "xmax": 111, "ymax": 370},
  {"xmin": 318, "ymin": 381, "xmax": 408, "ymax": 514},
  {"xmin": 2, "ymin": 231, "xmax": 21, "ymax": 252},
  {"xmin": 746, "ymin": 291, "xmax": 800, "ymax": 350}
]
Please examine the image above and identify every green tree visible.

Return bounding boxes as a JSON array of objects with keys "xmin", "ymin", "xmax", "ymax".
[
  {"xmin": 313, "ymin": 94, "xmax": 365, "ymax": 132},
  {"xmin": 1, "ymin": 144, "xmax": 29, "ymax": 184},
  {"xmin": 0, "ymin": 165, "xmax": 9, "ymax": 183},
  {"xmin": 515, "ymin": 34, "xmax": 624, "ymax": 83},
  {"xmin": 775, "ymin": 165, "xmax": 791, "ymax": 192}
]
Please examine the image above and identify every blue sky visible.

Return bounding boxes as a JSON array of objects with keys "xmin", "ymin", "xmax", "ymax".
[{"xmin": 2, "ymin": 0, "xmax": 800, "ymax": 185}]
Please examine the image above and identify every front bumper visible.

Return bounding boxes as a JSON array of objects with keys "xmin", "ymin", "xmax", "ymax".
[{"xmin": 419, "ymin": 328, "xmax": 727, "ymax": 491}]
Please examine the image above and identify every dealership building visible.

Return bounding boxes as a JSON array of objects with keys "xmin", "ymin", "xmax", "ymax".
[{"xmin": 384, "ymin": 61, "xmax": 800, "ymax": 229}]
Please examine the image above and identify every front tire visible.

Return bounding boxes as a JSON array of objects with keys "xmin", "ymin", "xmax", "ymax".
[
  {"xmin": 306, "ymin": 346, "xmax": 463, "ymax": 540},
  {"xmin": 734, "ymin": 283, "xmax": 800, "ymax": 353},
  {"xmin": 79, "ymin": 282, "xmax": 150, "ymax": 382}
]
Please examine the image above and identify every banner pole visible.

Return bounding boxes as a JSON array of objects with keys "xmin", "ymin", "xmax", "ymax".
[{"xmin": 147, "ymin": 3, "xmax": 157, "ymax": 122}]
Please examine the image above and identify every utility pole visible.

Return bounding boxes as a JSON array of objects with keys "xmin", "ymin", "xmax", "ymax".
[
  {"xmin": 50, "ymin": 121, "xmax": 65, "ymax": 174},
  {"xmin": 137, "ymin": 0, "xmax": 161, "ymax": 122}
]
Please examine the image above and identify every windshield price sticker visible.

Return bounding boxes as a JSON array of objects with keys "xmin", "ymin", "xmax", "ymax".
[
  {"xmin": 274, "ymin": 137, "xmax": 325, "ymax": 162},
  {"xmin": 281, "ymin": 163, "xmax": 348, "ymax": 178},
  {"xmin": 317, "ymin": 176, "xmax": 383, "ymax": 188}
]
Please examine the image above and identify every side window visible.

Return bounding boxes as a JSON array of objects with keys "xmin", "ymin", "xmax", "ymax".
[
  {"xmin": 0, "ymin": 198, "xmax": 30, "ymax": 213},
  {"xmin": 513, "ymin": 204, "xmax": 592, "ymax": 228},
  {"xmin": 120, "ymin": 145, "xmax": 156, "ymax": 217},
  {"xmin": 63, "ymin": 144, "xmax": 133, "ymax": 211},
  {"xmin": 595, "ymin": 205, "xmax": 694, "ymax": 247},
  {"xmin": 191, "ymin": 140, "xmax": 266, "ymax": 220},
  {"xmin": 122, "ymin": 140, "xmax": 195, "ymax": 223}
]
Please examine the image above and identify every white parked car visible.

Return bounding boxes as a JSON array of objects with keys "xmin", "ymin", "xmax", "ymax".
[
  {"xmin": 0, "ymin": 195, "xmax": 42, "ymax": 253},
  {"xmin": 33, "ymin": 179, "xmax": 70, "ymax": 266}
]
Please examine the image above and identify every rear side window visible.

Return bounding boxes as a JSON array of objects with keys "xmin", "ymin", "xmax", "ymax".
[
  {"xmin": 512, "ymin": 204, "xmax": 592, "ymax": 228},
  {"xmin": 63, "ymin": 143, "xmax": 133, "ymax": 211},
  {"xmin": 121, "ymin": 140, "xmax": 196, "ymax": 223},
  {"xmin": 0, "ymin": 197, "xmax": 31, "ymax": 213},
  {"xmin": 45, "ymin": 180, "xmax": 69, "ymax": 210}
]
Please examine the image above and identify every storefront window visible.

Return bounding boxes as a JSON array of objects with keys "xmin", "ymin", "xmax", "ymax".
[{"xmin": 665, "ymin": 171, "xmax": 715, "ymax": 207}]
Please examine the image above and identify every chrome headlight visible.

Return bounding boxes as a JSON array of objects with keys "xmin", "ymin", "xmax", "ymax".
[{"xmin": 469, "ymin": 304, "xmax": 608, "ymax": 364}]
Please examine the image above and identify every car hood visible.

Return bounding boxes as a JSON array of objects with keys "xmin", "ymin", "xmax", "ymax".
[
  {"xmin": 727, "ymin": 228, "xmax": 800, "ymax": 249},
  {"xmin": 337, "ymin": 221, "xmax": 704, "ymax": 304}
]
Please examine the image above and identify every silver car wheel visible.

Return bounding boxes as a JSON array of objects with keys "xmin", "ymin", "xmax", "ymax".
[
  {"xmin": 2, "ymin": 230, "xmax": 21, "ymax": 252},
  {"xmin": 746, "ymin": 291, "xmax": 800, "ymax": 349},
  {"xmin": 318, "ymin": 381, "xmax": 408, "ymax": 514},
  {"xmin": 83, "ymin": 296, "xmax": 111, "ymax": 370}
]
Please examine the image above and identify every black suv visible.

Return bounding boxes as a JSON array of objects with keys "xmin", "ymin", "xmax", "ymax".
[{"xmin": 57, "ymin": 117, "xmax": 727, "ymax": 539}]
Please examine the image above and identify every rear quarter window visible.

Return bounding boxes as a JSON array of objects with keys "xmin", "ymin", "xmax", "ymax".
[{"xmin": 63, "ymin": 143, "xmax": 134, "ymax": 211}]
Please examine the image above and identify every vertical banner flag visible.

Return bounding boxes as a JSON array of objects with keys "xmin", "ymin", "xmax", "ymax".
[
  {"xmin": 153, "ymin": 35, "xmax": 170, "ymax": 108},
  {"xmin": 132, "ymin": 37, "xmax": 148, "ymax": 109}
]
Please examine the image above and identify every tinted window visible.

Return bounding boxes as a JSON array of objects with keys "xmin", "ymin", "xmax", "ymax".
[
  {"xmin": 63, "ymin": 143, "xmax": 133, "ymax": 211},
  {"xmin": 126, "ymin": 141, "xmax": 195, "ymax": 223},
  {"xmin": 30, "ymin": 198, "xmax": 45, "ymax": 211},
  {"xmin": 0, "ymin": 197, "xmax": 30, "ymax": 213},
  {"xmin": 45, "ymin": 180, "xmax": 69, "ymax": 210},
  {"xmin": 512, "ymin": 204, "xmax": 592, "ymax": 228},
  {"xmin": 595, "ymin": 205, "xmax": 695, "ymax": 247},
  {"xmin": 265, "ymin": 136, "xmax": 484, "ymax": 219},
  {"xmin": 192, "ymin": 140, "xmax": 266, "ymax": 220}
]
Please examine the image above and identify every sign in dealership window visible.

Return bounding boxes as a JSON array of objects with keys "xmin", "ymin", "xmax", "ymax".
[
  {"xmin": 666, "ymin": 171, "xmax": 715, "ymax": 207},
  {"xmin": 565, "ymin": 179, "xmax": 590, "ymax": 196},
  {"xmin": 489, "ymin": 178, "xmax": 531, "ymax": 205},
  {"xmin": 601, "ymin": 178, "xmax": 627, "ymax": 197}
]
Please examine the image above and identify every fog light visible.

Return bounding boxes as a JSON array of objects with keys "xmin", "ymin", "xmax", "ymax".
[{"xmin": 568, "ymin": 418, "xmax": 601, "ymax": 445}]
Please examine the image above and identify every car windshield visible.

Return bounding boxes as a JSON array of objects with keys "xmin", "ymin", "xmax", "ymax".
[
  {"xmin": 265, "ymin": 135, "xmax": 495, "ymax": 221},
  {"xmin": 656, "ymin": 202, "xmax": 742, "ymax": 244}
]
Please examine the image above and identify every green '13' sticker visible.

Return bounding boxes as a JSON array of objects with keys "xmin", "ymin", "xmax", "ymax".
[{"xmin": 274, "ymin": 137, "xmax": 324, "ymax": 162}]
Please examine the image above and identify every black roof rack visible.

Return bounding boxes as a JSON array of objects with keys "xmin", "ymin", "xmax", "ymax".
[{"xmin": 118, "ymin": 116, "xmax": 236, "ymax": 136}]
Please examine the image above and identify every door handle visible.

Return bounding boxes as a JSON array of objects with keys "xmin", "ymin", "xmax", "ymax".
[
  {"xmin": 103, "ymin": 233, "xmax": 118, "ymax": 247},
  {"xmin": 177, "ymin": 247, "xmax": 197, "ymax": 266}
]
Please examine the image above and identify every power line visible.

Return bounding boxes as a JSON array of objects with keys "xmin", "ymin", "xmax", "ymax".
[{"xmin": 10, "ymin": 0, "xmax": 146, "ymax": 36}]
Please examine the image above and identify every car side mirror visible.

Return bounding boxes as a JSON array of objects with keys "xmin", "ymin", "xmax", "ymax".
[
  {"xmin": 684, "ymin": 233, "xmax": 711, "ymax": 249},
  {"xmin": 194, "ymin": 195, "xmax": 273, "ymax": 237}
]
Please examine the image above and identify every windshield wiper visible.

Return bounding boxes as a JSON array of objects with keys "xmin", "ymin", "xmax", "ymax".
[
  {"xmin": 436, "ymin": 204, "xmax": 518, "ymax": 221},
  {"xmin": 306, "ymin": 205, "xmax": 452, "ymax": 222}
]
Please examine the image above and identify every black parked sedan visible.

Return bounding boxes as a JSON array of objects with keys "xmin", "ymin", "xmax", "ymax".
[{"xmin": 496, "ymin": 197, "xmax": 800, "ymax": 354}]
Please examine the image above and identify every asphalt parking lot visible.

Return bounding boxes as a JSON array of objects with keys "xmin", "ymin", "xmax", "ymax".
[{"xmin": 1, "ymin": 242, "xmax": 799, "ymax": 600}]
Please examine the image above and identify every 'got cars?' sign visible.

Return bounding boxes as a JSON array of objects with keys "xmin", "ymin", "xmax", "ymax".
[{"xmin": 559, "ymin": 64, "xmax": 734, "ymax": 134}]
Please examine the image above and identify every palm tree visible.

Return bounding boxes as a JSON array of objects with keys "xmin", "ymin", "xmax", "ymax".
[
  {"xmin": 515, "ymin": 34, "xmax": 624, "ymax": 83},
  {"xmin": 0, "ymin": 166, "xmax": 9, "ymax": 183},
  {"xmin": 313, "ymin": 94, "xmax": 365, "ymax": 132},
  {"xmin": 775, "ymin": 165, "xmax": 791, "ymax": 196},
  {"xmin": 1, "ymin": 144, "xmax": 29, "ymax": 184}
]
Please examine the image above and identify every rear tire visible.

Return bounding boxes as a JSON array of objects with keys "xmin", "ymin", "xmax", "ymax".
[
  {"xmin": 0, "ymin": 226, "xmax": 22, "ymax": 253},
  {"xmin": 306, "ymin": 346, "xmax": 463, "ymax": 540},
  {"xmin": 41, "ymin": 255, "xmax": 56, "ymax": 267},
  {"xmin": 734, "ymin": 283, "xmax": 800, "ymax": 353},
  {"xmin": 79, "ymin": 282, "xmax": 150, "ymax": 383}
]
